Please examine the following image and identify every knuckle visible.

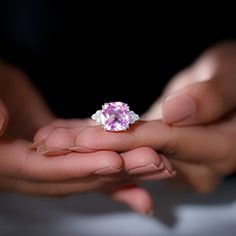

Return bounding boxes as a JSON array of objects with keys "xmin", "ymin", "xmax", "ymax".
[
  {"xmin": 186, "ymin": 81, "xmax": 225, "ymax": 122},
  {"xmin": 75, "ymin": 127, "xmax": 99, "ymax": 149},
  {"xmin": 162, "ymin": 126, "xmax": 180, "ymax": 156},
  {"xmin": 199, "ymin": 82, "xmax": 225, "ymax": 118}
]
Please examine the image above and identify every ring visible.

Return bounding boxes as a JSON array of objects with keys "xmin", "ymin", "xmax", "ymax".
[{"xmin": 91, "ymin": 102, "xmax": 139, "ymax": 131}]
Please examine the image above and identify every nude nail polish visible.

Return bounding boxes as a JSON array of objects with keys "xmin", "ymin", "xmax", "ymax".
[
  {"xmin": 162, "ymin": 94, "xmax": 197, "ymax": 124},
  {"xmin": 41, "ymin": 148, "xmax": 70, "ymax": 156},
  {"xmin": 139, "ymin": 169, "xmax": 176, "ymax": 181},
  {"xmin": 128, "ymin": 162, "xmax": 164, "ymax": 175},
  {"xmin": 94, "ymin": 166, "xmax": 121, "ymax": 175}
]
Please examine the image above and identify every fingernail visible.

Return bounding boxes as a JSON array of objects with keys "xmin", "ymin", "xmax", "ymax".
[
  {"xmin": 69, "ymin": 146, "xmax": 94, "ymax": 153},
  {"xmin": 94, "ymin": 166, "xmax": 121, "ymax": 175},
  {"xmin": 129, "ymin": 162, "xmax": 164, "ymax": 175},
  {"xmin": 139, "ymin": 169, "xmax": 176, "ymax": 181},
  {"xmin": 31, "ymin": 140, "xmax": 45, "ymax": 149},
  {"xmin": 37, "ymin": 145, "xmax": 46, "ymax": 154},
  {"xmin": 41, "ymin": 148, "xmax": 70, "ymax": 156},
  {"xmin": 162, "ymin": 93, "xmax": 197, "ymax": 124}
]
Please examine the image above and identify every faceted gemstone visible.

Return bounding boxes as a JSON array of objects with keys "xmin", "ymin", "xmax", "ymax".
[
  {"xmin": 100, "ymin": 102, "xmax": 130, "ymax": 131},
  {"xmin": 91, "ymin": 102, "xmax": 139, "ymax": 131}
]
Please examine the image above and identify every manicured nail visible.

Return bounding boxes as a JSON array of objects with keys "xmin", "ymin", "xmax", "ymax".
[
  {"xmin": 36, "ymin": 145, "xmax": 48, "ymax": 154},
  {"xmin": 94, "ymin": 166, "xmax": 121, "ymax": 175},
  {"xmin": 128, "ymin": 162, "xmax": 164, "ymax": 175},
  {"xmin": 162, "ymin": 93, "xmax": 197, "ymax": 124},
  {"xmin": 69, "ymin": 146, "xmax": 94, "ymax": 153},
  {"xmin": 31, "ymin": 140, "xmax": 45, "ymax": 149},
  {"xmin": 139, "ymin": 169, "xmax": 176, "ymax": 181},
  {"xmin": 41, "ymin": 148, "xmax": 70, "ymax": 156}
]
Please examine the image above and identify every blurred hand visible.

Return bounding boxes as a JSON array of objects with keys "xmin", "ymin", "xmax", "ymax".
[
  {"xmin": 32, "ymin": 118, "xmax": 175, "ymax": 214},
  {"xmin": 0, "ymin": 61, "xmax": 174, "ymax": 215},
  {"xmin": 0, "ymin": 62, "xmax": 54, "ymax": 139},
  {"xmin": 143, "ymin": 41, "xmax": 236, "ymax": 192},
  {"xmin": 44, "ymin": 41, "xmax": 236, "ymax": 194}
]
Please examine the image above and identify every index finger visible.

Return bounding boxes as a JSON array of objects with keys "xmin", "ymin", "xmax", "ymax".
[
  {"xmin": 0, "ymin": 140, "xmax": 123, "ymax": 182},
  {"xmin": 75, "ymin": 120, "xmax": 230, "ymax": 163}
]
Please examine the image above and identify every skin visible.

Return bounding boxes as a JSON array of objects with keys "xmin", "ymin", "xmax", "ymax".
[
  {"xmin": 33, "ymin": 41, "xmax": 236, "ymax": 212},
  {"xmin": 0, "ymin": 61, "xmax": 174, "ymax": 215}
]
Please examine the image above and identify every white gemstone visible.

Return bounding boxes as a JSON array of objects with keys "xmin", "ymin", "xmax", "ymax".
[
  {"xmin": 91, "ymin": 110, "xmax": 102, "ymax": 123},
  {"xmin": 129, "ymin": 111, "xmax": 139, "ymax": 124}
]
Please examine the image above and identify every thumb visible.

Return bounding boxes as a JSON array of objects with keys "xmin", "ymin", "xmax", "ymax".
[
  {"xmin": 0, "ymin": 99, "xmax": 8, "ymax": 135},
  {"xmin": 161, "ymin": 78, "xmax": 236, "ymax": 125}
]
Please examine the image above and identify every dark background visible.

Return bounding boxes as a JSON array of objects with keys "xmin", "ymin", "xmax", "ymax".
[{"xmin": 0, "ymin": 1, "xmax": 235, "ymax": 118}]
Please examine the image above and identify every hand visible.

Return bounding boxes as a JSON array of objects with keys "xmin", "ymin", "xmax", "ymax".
[
  {"xmin": 49, "ymin": 41, "xmax": 236, "ymax": 194},
  {"xmin": 0, "ymin": 62, "xmax": 174, "ymax": 214},
  {"xmin": 143, "ymin": 41, "xmax": 236, "ymax": 191},
  {"xmin": 0, "ymin": 62, "xmax": 54, "ymax": 139},
  {"xmin": 0, "ymin": 63, "xmax": 152, "ymax": 213},
  {"xmin": 32, "ymin": 118, "xmax": 175, "ymax": 214}
]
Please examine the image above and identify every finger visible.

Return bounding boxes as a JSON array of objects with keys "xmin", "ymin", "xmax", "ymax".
[
  {"xmin": 5, "ymin": 176, "xmax": 118, "ymax": 196},
  {"xmin": 0, "ymin": 140, "xmax": 123, "ymax": 181},
  {"xmin": 75, "ymin": 120, "xmax": 230, "ymax": 163},
  {"xmin": 143, "ymin": 68, "xmax": 194, "ymax": 121},
  {"xmin": 32, "ymin": 119, "xmax": 92, "ymax": 154},
  {"xmin": 0, "ymin": 99, "xmax": 9, "ymax": 135},
  {"xmin": 161, "ymin": 78, "xmax": 236, "ymax": 126},
  {"xmin": 161, "ymin": 42, "xmax": 236, "ymax": 126},
  {"xmin": 40, "ymin": 127, "xmax": 94, "ymax": 155},
  {"xmin": 121, "ymin": 147, "xmax": 175, "ymax": 178},
  {"xmin": 33, "ymin": 119, "xmax": 91, "ymax": 144},
  {"xmin": 32, "ymin": 124, "xmax": 56, "ymax": 148},
  {"xmin": 106, "ymin": 185, "xmax": 154, "ymax": 215},
  {"xmin": 170, "ymin": 159, "xmax": 221, "ymax": 193}
]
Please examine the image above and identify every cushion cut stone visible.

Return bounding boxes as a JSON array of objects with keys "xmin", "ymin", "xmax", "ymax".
[{"xmin": 100, "ymin": 102, "xmax": 132, "ymax": 131}]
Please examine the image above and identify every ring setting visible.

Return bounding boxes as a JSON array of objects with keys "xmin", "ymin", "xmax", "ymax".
[{"xmin": 91, "ymin": 102, "xmax": 139, "ymax": 131}]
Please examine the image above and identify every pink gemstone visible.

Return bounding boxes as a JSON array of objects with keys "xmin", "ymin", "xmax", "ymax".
[{"xmin": 100, "ymin": 102, "xmax": 131, "ymax": 131}]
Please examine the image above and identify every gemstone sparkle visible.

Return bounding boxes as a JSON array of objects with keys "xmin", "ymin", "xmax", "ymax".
[{"xmin": 91, "ymin": 102, "xmax": 139, "ymax": 131}]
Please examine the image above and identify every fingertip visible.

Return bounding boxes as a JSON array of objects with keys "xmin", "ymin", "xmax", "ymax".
[
  {"xmin": 121, "ymin": 147, "xmax": 163, "ymax": 174},
  {"xmin": 95, "ymin": 151, "xmax": 124, "ymax": 172},
  {"xmin": 161, "ymin": 93, "xmax": 197, "ymax": 125},
  {"xmin": 161, "ymin": 79, "xmax": 232, "ymax": 126},
  {"xmin": 109, "ymin": 185, "xmax": 154, "ymax": 215},
  {"xmin": 33, "ymin": 124, "xmax": 55, "ymax": 143},
  {"xmin": 44, "ymin": 128, "xmax": 74, "ymax": 150}
]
